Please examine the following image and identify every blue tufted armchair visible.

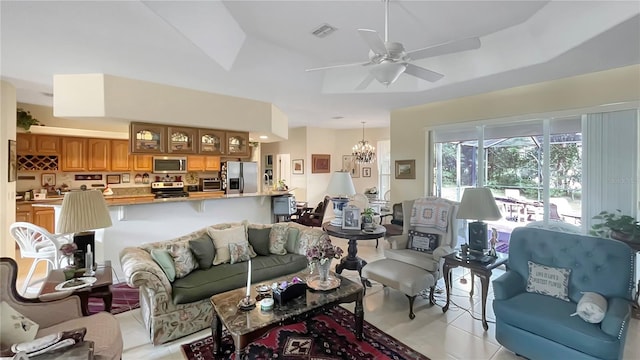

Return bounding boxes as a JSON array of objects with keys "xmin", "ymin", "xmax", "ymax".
[{"xmin": 493, "ymin": 227, "xmax": 634, "ymax": 360}]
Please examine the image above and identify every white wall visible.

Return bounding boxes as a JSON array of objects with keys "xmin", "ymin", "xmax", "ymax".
[
  {"xmin": 1, "ymin": 81, "xmax": 17, "ymax": 258},
  {"xmin": 390, "ymin": 65, "xmax": 640, "ymax": 204}
]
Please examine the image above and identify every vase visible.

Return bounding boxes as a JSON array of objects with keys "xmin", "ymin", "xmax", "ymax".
[{"xmin": 317, "ymin": 260, "xmax": 332, "ymax": 283}]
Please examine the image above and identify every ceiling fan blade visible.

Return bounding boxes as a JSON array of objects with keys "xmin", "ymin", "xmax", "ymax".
[
  {"xmin": 358, "ymin": 29, "xmax": 388, "ymax": 56},
  {"xmin": 306, "ymin": 61, "xmax": 372, "ymax": 72},
  {"xmin": 355, "ymin": 74, "xmax": 375, "ymax": 90},
  {"xmin": 404, "ymin": 63, "xmax": 444, "ymax": 82},
  {"xmin": 407, "ymin": 37, "xmax": 481, "ymax": 61}
]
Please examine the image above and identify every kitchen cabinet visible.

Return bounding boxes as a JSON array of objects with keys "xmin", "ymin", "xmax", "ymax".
[
  {"xmin": 168, "ymin": 126, "xmax": 197, "ymax": 154},
  {"xmin": 87, "ymin": 138, "xmax": 110, "ymax": 171},
  {"xmin": 16, "ymin": 134, "xmax": 60, "ymax": 155},
  {"xmin": 198, "ymin": 129, "xmax": 225, "ymax": 155},
  {"xmin": 133, "ymin": 155, "xmax": 153, "ymax": 171},
  {"xmin": 188, "ymin": 156, "xmax": 220, "ymax": 172},
  {"xmin": 226, "ymin": 131, "xmax": 250, "ymax": 157},
  {"xmin": 16, "ymin": 203, "xmax": 32, "ymax": 223},
  {"xmin": 130, "ymin": 123, "xmax": 166, "ymax": 154},
  {"xmin": 61, "ymin": 137, "xmax": 87, "ymax": 171},
  {"xmin": 111, "ymin": 140, "xmax": 131, "ymax": 171},
  {"xmin": 33, "ymin": 207, "xmax": 55, "ymax": 234}
]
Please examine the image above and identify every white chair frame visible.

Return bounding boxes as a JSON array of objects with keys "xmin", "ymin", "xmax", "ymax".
[{"xmin": 9, "ymin": 222, "xmax": 72, "ymax": 294}]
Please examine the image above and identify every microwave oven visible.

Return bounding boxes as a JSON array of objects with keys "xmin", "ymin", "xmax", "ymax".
[
  {"xmin": 153, "ymin": 156, "xmax": 187, "ymax": 174},
  {"xmin": 200, "ymin": 178, "xmax": 222, "ymax": 192}
]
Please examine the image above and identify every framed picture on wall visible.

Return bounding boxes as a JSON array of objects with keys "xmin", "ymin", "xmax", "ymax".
[
  {"xmin": 107, "ymin": 174, "xmax": 121, "ymax": 184},
  {"xmin": 41, "ymin": 173, "xmax": 56, "ymax": 187},
  {"xmin": 292, "ymin": 159, "xmax": 304, "ymax": 174},
  {"xmin": 395, "ymin": 160, "xmax": 416, "ymax": 179},
  {"xmin": 121, "ymin": 173, "xmax": 131, "ymax": 183},
  {"xmin": 311, "ymin": 154, "xmax": 330, "ymax": 173},
  {"xmin": 342, "ymin": 155, "xmax": 360, "ymax": 178},
  {"xmin": 362, "ymin": 167, "xmax": 371, "ymax": 177}
]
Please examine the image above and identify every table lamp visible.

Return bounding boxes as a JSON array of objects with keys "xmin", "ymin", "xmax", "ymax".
[
  {"xmin": 326, "ymin": 171, "xmax": 356, "ymax": 226},
  {"xmin": 57, "ymin": 189, "xmax": 112, "ymax": 269},
  {"xmin": 456, "ymin": 187, "xmax": 502, "ymax": 254}
]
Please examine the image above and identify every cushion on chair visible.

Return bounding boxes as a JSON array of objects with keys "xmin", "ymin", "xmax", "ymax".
[
  {"xmin": 362, "ymin": 259, "xmax": 435, "ymax": 297},
  {"xmin": 493, "ymin": 292, "xmax": 620, "ymax": 360},
  {"xmin": 384, "ymin": 249, "xmax": 440, "ymax": 272}
]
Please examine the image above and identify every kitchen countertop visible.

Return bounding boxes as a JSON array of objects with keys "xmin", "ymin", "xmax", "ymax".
[{"xmin": 20, "ymin": 190, "xmax": 294, "ymax": 207}]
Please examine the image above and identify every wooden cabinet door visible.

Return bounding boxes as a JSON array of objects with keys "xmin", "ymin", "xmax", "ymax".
[
  {"xmin": 88, "ymin": 138, "xmax": 111, "ymax": 171},
  {"xmin": 133, "ymin": 155, "xmax": 153, "ymax": 171},
  {"xmin": 16, "ymin": 133, "xmax": 36, "ymax": 154},
  {"xmin": 187, "ymin": 156, "xmax": 205, "ymax": 171},
  {"xmin": 61, "ymin": 137, "xmax": 87, "ymax": 171},
  {"xmin": 130, "ymin": 123, "xmax": 166, "ymax": 154},
  {"xmin": 198, "ymin": 129, "xmax": 225, "ymax": 155},
  {"xmin": 111, "ymin": 140, "xmax": 131, "ymax": 171},
  {"xmin": 226, "ymin": 131, "xmax": 250, "ymax": 157},
  {"xmin": 36, "ymin": 135, "xmax": 61, "ymax": 154},
  {"xmin": 16, "ymin": 203, "xmax": 32, "ymax": 223},
  {"xmin": 168, "ymin": 126, "xmax": 197, "ymax": 154},
  {"xmin": 205, "ymin": 156, "xmax": 221, "ymax": 171},
  {"xmin": 33, "ymin": 208, "xmax": 55, "ymax": 234}
]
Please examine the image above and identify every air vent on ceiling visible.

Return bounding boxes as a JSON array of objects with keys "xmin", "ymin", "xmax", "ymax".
[{"xmin": 311, "ymin": 23, "xmax": 337, "ymax": 38}]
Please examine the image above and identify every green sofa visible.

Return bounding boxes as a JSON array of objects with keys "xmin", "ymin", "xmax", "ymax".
[{"xmin": 119, "ymin": 221, "xmax": 327, "ymax": 345}]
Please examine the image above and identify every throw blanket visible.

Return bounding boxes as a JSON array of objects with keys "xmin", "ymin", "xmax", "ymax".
[{"xmin": 410, "ymin": 197, "xmax": 452, "ymax": 232}]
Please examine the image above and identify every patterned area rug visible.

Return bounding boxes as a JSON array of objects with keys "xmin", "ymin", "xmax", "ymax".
[
  {"xmin": 182, "ymin": 306, "xmax": 429, "ymax": 360},
  {"xmin": 88, "ymin": 283, "xmax": 139, "ymax": 315}
]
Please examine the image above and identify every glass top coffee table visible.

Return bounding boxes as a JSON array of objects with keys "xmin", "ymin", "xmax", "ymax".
[{"xmin": 210, "ymin": 269, "xmax": 364, "ymax": 359}]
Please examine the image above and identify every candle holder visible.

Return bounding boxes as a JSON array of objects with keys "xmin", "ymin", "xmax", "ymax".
[{"xmin": 238, "ymin": 295, "xmax": 256, "ymax": 311}]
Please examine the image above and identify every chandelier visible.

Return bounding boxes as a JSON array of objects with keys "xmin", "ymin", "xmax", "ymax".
[{"xmin": 352, "ymin": 122, "xmax": 376, "ymax": 163}]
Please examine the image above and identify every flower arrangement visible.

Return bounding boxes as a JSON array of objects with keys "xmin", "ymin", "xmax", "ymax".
[
  {"xmin": 306, "ymin": 238, "xmax": 343, "ymax": 267},
  {"xmin": 60, "ymin": 243, "xmax": 78, "ymax": 267}
]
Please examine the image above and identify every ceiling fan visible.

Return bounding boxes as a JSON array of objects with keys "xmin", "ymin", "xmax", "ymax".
[{"xmin": 306, "ymin": 0, "xmax": 481, "ymax": 89}]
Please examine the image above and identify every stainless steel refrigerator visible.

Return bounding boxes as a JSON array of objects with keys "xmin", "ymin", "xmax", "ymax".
[{"xmin": 224, "ymin": 161, "xmax": 258, "ymax": 194}]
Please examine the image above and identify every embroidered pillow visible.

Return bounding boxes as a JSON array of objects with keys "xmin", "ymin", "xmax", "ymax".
[
  {"xmin": 229, "ymin": 242, "xmax": 256, "ymax": 264},
  {"xmin": 0, "ymin": 301, "xmax": 39, "ymax": 346},
  {"xmin": 150, "ymin": 249, "xmax": 176, "ymax": 282},
  {"xmin": 168, "ymin": 242, "xmax": 198, "ymax": 278},
  {"xmin": 571, "ymin": 292, "xmax": 608, "ymax": 324},
  {"xmin": 189, "ymin": 234, "xmax": 215, "ymax": 270},
  {"xmin": 208, "ymin": 225, "xmax": 249, "ymax": 265},
  {"xmin": 269, "ymin": 223, "xmax": 289, "ymax": 255},
  {"xmin": 407, "ymin": 230, "xmax": 439, "ymax": 252},
  {"xmin": 526, "ymin": 261, "xmax": 571, "ymax": 301}
]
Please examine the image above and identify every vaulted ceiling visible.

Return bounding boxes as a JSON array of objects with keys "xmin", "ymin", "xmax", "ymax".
[{"xmin": 2, "ymin": 1, "xmax": 639, "ymax": 130}]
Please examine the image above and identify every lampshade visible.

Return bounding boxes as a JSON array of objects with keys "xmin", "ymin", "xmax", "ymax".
[
  {"xmin": 456, "ymin": 187, "xmax": 502, "ymax": 221},
  {"xmin": 326, "ymin": 171, "xmax": 356, "ymax": 197},
  {"xmin": 370, "ymin": 61, "xmax": 406, "ymax": 86},
  {"xmin": 57, "ymin": 190, "xmax": 112, "ymax": 234}
]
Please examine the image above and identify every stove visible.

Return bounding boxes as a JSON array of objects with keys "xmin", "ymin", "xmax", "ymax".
[{"xmin": 151, "ymin": 181, "xmax": 189, "ymax": 199}]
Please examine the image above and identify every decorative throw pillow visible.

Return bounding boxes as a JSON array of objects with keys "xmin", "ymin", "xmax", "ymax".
[
  {"xmin": 269, "ymin": 223, "xmax": 289, "ymax": 255},
  {"xmin": 208, "ymin": 225, "xmax": 249, "ymax": 265},
  {"xmin": 571, "ymin": 292, "xmax": 608, "ymax": 323},
  {"xmin": 0, "ymin": 301, "xmax": 39, "ymax": 346},
  {"xmin": 229, "ymin": 242, "xmax": 256, "ymax": 264},
  {"xmin": 150, "ymin": 249, "xmax": 176, "ymax": 282},
  {"xmin": 189, "ymin": 234, "xmax": 215, "ymax": 270},
  {"xmin": 526, "ymin": 261, "xmax": 571, "ymax": 301},
  {"xmin": 248, "ymin": 228, "xmax": 272, "ymax": 256},
  {"xmin": 407, "ymin": 230, "xmax": 439, "ymax": 252},
  {"xmin": 297, "ymin": 230, "xmax": 325, "ymax": 256},
  {"xmin": 285, "ymin": 227, "xmax": 300, "ymax": 254},
  {"xmin": 168, "ymin": 242, "xmax": 198, "ymax": 278}
]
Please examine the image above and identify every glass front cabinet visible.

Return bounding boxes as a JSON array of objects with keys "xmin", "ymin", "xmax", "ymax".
[
  {"xmin": 226, "ymin": 131, "xmax": 250, "ymax": 157},
  {"xmin": 130, "ymin": 123, "xmax": 166, "ymax": 154},
  {"xmin": 198, "ymin": 129, "xmax": 225, "ymax": 155},
  {"xmin": 167, "ymin": 126, "xmax": 197, "ymax": 154}
]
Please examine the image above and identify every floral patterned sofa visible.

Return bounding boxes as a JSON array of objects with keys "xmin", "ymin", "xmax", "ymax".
[{"xmin": 119, "ymin": 221, "xmax": 327, "ymax": 345}]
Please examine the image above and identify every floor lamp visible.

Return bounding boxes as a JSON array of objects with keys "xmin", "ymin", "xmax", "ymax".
[
  {"xmin": 326, "ymin": 171, "xmax": 356, "ymax": 226},
  {"xmin": 57, "ymin": 189, "xmax": 112, "ymax": 270}
]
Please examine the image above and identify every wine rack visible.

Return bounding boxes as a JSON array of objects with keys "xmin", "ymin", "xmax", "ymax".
[{"xmin": 17, "ymin": 155, "xmax": 59, "ymax": 171}]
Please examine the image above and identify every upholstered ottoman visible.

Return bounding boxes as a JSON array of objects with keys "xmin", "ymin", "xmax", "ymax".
[{"xmin": 362, "ymin": 258, "xmax": 436, "ymax": 319}]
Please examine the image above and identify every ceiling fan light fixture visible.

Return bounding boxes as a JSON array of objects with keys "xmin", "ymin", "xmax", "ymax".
[
  {"xmin": 352, "ymin": 122, "xmax": 376, "ymax": 164},
  {"xmin": 371, "ymin": 62, "xmax": 406, "ymax": 86}
]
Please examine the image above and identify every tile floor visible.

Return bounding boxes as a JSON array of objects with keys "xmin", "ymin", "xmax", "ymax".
[{"xmin": 16, "ymin": 237, "xmax": 640, "ymax": 359}]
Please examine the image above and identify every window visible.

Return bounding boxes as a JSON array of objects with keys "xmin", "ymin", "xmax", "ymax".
[{"xmin": 377, "ymin": 140, "xmax": 391, "ymax": 199}]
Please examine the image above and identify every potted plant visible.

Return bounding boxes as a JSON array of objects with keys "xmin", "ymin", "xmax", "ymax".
[
  {"xmin": 17, "ymin": 108, "xmax": 40, "ymax": 131},
  {"xmin": 361, "ymin": 207, "xmax": 376, "ymax": 230},
  {"xmin": 590, "ymin": 210, "xmax": 640, "ymax": 242}
]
